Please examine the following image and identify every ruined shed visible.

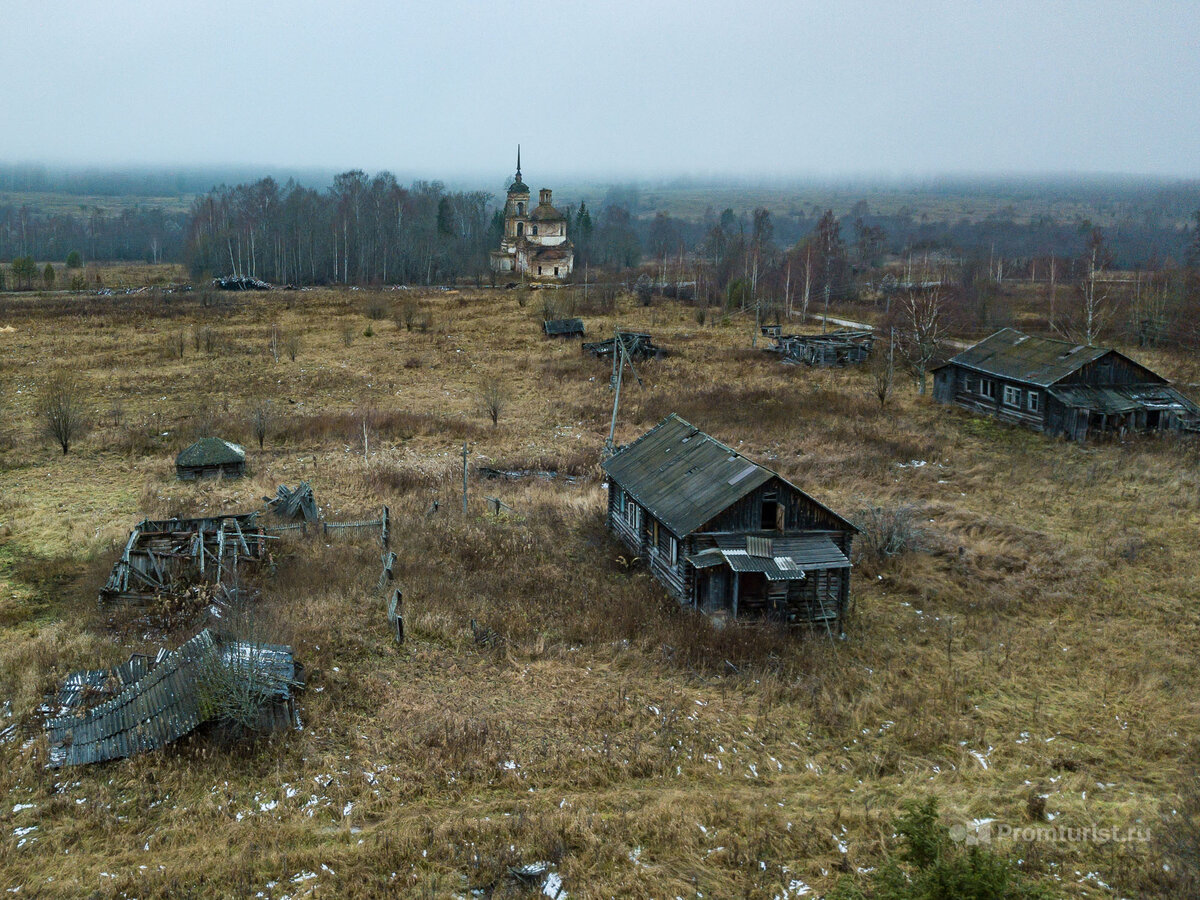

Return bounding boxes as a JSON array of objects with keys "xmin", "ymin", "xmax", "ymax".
[
  {"xmin": 767, "ymin": 329, "xmax": 874, "ymax": 367},
  {"xmin": 932, "ymin": 328, "xmax": 1200, "ymax": 440},
  {"xmin": 101, "ymin": 513, "xmax": 267, "ymax": 604},
  {"xmin": 543, "ymin": 317, "xmax": 585, "ymax": 338},
  {"xmin": 176, "ymin": 437, "xmax": 246, "ymax": 480},
  {"xmin": 602, "ymin": 414, "xmax": 858, "ymax": 632}
]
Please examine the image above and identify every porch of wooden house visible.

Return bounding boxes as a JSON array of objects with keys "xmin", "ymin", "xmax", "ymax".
[{"xmin": 691, "ymin": 563, "xmax": 844, "ymax": 632}]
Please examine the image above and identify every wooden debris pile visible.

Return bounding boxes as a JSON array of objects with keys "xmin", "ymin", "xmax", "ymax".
[
  {"xmin": 766, "ymin": 328, "xmax": 874, "ymax": 367},
  {"xmin": 267, "ymin": 481, "xmax": 319, "ymax": 523},
  {"xmin": 46, "ymin": 629, "xmax": 302, "ymax": 767},
  {"xmin": 583, "ymin": 331, "xmax": 662, "ymax": 360},
  {"xmin": 100, "ymin": 513, "xmax": 268, "ymax": 605},
  {"xmin": 212, "ymin": 275, "xmax": 272, "ymax": 291}
]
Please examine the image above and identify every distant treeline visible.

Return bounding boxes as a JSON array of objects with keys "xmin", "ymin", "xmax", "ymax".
[
  {"xmin": 184, "ymin": 174, "xmax": 496, "ymax": 285},
  {"xmin": 0, "ymin": 202, "xmax": 187, "ymax": 265},
  {"xmin": 1, "ymin": 165, "xmax": 1199, "ymax": 280}
]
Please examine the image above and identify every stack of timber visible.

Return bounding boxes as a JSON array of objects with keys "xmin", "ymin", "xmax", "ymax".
[
  {"xmin": 766, "ymin": 329, "xmax": 874, "ymax": 367},
  {"xmin": 100, "ymin": 513, "xmax": 268, "ymax": 604},
  {"xmin": 46, "ymin": 629, "xmax": 302, "ymax": 767},
  {"xmin": 583, "ymin": 331, "xmax": 662, "ymax": 360}
]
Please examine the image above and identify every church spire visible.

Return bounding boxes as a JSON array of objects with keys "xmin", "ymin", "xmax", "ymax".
[{"xmin": 515, "ymin": 144, "xmax": 521, "ymax": 181}]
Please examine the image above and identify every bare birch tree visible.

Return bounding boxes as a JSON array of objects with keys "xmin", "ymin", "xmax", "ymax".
[{"xmin": 897, "ymin": 289, "xmax": 945, "ymax": 396}]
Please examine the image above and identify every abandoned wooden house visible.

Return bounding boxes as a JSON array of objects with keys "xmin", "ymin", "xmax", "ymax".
[
  {"xmin": 543, "ymin": 317, "xmax": 585, "ymax": 338},
  {"xmin": 766, "ymin": 329, "xmax": 874, "ymax": 367},
  {"xmin": 175, "ymin": 437, "xmax": 246, "ymax": 480},
  {"xmin": 932, "ymin": 328, "xmax": 1200, "ymax": 440},
  {"xmin": 602, "ymin": 414, "xmax": 858, "ymax": 632}
]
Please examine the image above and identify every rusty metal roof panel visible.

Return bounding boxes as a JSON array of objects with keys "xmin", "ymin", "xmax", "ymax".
[{"xmin": 941, "ymin": 328, "xmax": 1112, "ymax": 387}]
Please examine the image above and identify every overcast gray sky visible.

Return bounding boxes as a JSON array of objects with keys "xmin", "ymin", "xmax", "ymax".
[{"xmin": 5, "ymin": 0, "xmax": 1198, "ymax": 180}]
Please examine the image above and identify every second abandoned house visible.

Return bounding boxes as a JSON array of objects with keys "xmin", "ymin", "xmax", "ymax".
[
  {"xmin": 932, "ymin": 328, "xmax": 1200, "ymax": 440},
  {"xmin": 602, "ymin": 414, "xmax": 857, "ymax": 632},
  {"xmin": 176, "ymin": 437, "xmax": 246, "ymax": 480}
]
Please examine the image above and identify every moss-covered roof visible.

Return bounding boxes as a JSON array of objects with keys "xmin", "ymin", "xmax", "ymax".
[
  {"xmin": 507, "ymin": 179, "xmax": 529, "ymax": 194},
  {"xmin": 176, "ymin": 437, "xmax": 245, "ymax": 468},
  {"xmin": 530, "ymin": 202, "xmax": 565, "ymax": 221}
]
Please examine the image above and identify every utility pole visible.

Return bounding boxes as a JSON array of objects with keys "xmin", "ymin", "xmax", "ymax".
[{"xmin": 461, "ymin": 442, "xmax": 469, "ymax": 515}]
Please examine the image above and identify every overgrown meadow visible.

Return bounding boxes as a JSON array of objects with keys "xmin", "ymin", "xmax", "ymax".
[{"xmin": 0, "ymin": 273, "xmax": 1198, "ymax": 897}]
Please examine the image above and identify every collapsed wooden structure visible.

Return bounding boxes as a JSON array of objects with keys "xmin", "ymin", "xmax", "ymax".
[
  {"xmin": 100, "ymin": 513, "xmax": 268, "ymax": 604},
  {"xmin": 764, "ymin": 328, "xmax": 874, "ymax": 367},
  {"xmin": 266, "ymin": 481, "xmax": 319, "ymax": 523},
  {"xmin": 543, "ymin": 317, "xmax": 585, "ymax": 338},
  {"xmin": 602, "ymin": 414, "xmax": 858, "ymax": 632},
  {"xmin": 46, "ymin": 629, "xmax": 301, "ymax": 767},
  {"xmin": 932, "ymin": 328, "xmax": 1200, "ymax": 440},
  {"xmin": 583, "ymin": 331, "xmax": 662, "ymax": 360}
]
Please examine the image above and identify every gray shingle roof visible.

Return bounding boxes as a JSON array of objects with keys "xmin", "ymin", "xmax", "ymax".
[
  {"xmin": 176, "ymin": 437, "xmax": 245, "ymax": 468},
  {"xmin": 603, "ymin": 414, "xmax": 853, "ymax": 537},
  {"xmin": 940, "ymin": 328, "xmax": 1116, "ymax": 387}
]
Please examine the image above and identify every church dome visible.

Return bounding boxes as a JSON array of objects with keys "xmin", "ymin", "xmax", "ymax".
[
  {"xmin": 530, "ymin": 203, "xmax": 565, "ymax": 221},
  {"xmin": 508, "ymin": 177, "xmax": 529, "ymax": 194}
]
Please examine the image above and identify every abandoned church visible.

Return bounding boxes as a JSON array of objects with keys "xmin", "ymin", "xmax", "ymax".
[
  {"xmin": 489, "ymin": 148, "xmax": 574, "ymax": 281},
  {"xmin": 602, "ymin": 414, "xmax": 858, "ymax": 633},
  {"xmin": 932, "ymin": 328, "xmax": 1200, "ymax": 441}
]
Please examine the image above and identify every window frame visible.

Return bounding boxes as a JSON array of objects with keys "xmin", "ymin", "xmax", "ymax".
[
  {"xmin": 1002, "ymin": 384, "xmax": 1021, "ymax": 407},
  {"xmin": 980, "ymin": 379, "xmax": 996, "ymax": 399},
  {"xmin": 1028, "ymin": 391, "xmax": 1040, "ymax": 412}
]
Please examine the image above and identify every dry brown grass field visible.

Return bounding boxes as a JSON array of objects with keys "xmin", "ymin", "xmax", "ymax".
[{"xmin": 0, "ymin": 279, "xmax": 1198, "ymax": 898}]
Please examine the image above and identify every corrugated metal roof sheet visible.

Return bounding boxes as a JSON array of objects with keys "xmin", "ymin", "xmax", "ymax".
[
  {"xmin": 604, "ymin": 414, "xmax": 853, "ymax": 537},
  {"xmin": 687, "ymin": 534, "xmax": 850, "ymax": 580},
  {"xmin": 1048, "ymin": 384, "xmax": 1200, "ymax": 415},
  {"xmin": 940, "ymin": 328, "xmax": 1112, "ymax": 387}
]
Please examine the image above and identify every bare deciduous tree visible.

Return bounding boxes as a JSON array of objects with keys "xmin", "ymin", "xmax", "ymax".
[
  {"xmin": 479, "ymin": 378, "xmax": 505, "ymax": 427},
  {"xmin": 897, "ymin": 289, "xmax": 946, "ymax": 395},
  {"xmin": 869, "ymin": 331, "xmax": 896, "ymax": 408},
  {"xmin": 248, "ymin": 399, "xmax": 273, "ymax": 450},
  {"xmin": 284, "ymin": 332, "xmax": 300, "ymax": 362},
  {"xmin": 38, "ymin": 371, "xmax": 87, "ymax": 454}
]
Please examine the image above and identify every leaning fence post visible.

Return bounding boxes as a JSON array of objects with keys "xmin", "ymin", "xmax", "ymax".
[
  {"xmin": 381, "ymin": 506, "xmax": 390, "ymax": 548},
  {"xmin": 388, "ymin": 589, "xmax": 404, "ymax": 644}
]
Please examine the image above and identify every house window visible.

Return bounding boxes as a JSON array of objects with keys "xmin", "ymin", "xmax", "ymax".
[
  {"xmin": 517, "ymin": 202, "xmax": 524, "ymax": 215},
  {"xmin": 760, "ymin": 491, "xmax": 780, "ymax": 530},
  {"xmin": 668, "ymin": 535, "xmax": 678, "ymax": 565},
  {"xmin": 980, "ymin": 379, "xmax": 996, "ymax": 399},
  {"xmin": 554, "ymin": 267, "xmax": 559, "ymax": 276},
  {"xmin": 1028, "ymin": 392, "xmax": 1040, "ymax": 412},
  {"xmin": 532, "ymin": 225, "xmax": 538, "ymax": 236},
  {"xmin": 615, "ymin": 489, "xmax": 625, "ymax": 514},
  {"xmin": 538, "ymin": 266, "xmax": 543, "ymax": 274},
  {"xmin": 1002, "ymin": 385, "xmax": 1020, "ymax": 406},
  {"xmin": 516, "ymin": 222, "xmax": 524, "ymax": 236}
]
